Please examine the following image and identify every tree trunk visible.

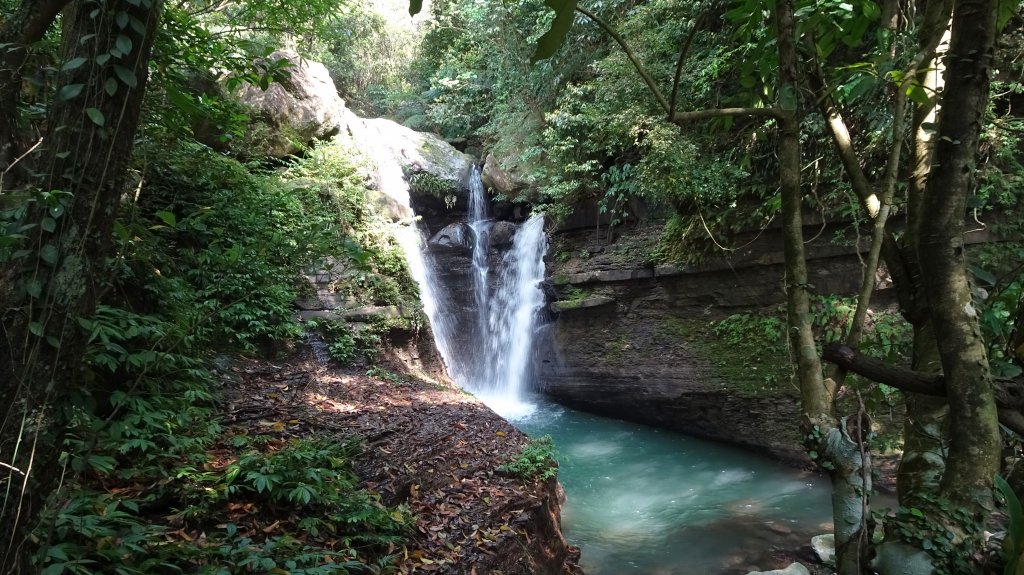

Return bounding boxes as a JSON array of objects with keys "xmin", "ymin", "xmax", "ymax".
[
  {"xmin": 898, "ymin": 323, "xmax": 948, "ymax": 506},
  {"xmin": 918, "ymin": 0, "xmax": 1000, "ymax": 514},
  {"xmin": 777, "ymin": 2, "xmax": 868, "ymax": 574},
  {"xmin": 898, "ymin": 11, "xmax": 951, "ymax": 510},
  {"xmin": 0, "ymin": 0, "xmax": 163, "ymax": 569},
  {"xmin": 0, "ymin": 0, "xmax": 72, "ymax": 178}
]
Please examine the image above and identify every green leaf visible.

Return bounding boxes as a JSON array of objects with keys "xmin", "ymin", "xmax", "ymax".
[
  {"xmin": 86, "ymin": 107, "xmax": 105, "ymax": 126},
  {"xmin": 116, "ymin": 11, "xmax": 129, "ymax": 29},
  {"xmin": 56, "ymin": 83, "xmax": 85, "ymax": 102},
  {"xmin": 39, "ymin": 243, "xmax": 59, "ymax": 265},
  {"xmin": 968, "ymin": 264, "xmax": 997, "ymax": 286},
  {"xmin": 96, "ymin": 53, "xmax": 110, "ymax": 66},
  {"xmin": 114, "ymin": 65, "xmax": 137, "ymax": 88},
  {"xmin": 155, "ymin": 210, "xmax": 177, "ymax": 227},
  {"xmin": 129, "ymin": 16, "xmax": 147, "ymax": 34},
  {"xmin": 115, "ymin": 34, "xmax": 132, "ymax": 55},
  {"xmin": 61, "ymin": 57, "xmax": 88, "ymax": 71},
  {"xmin": 29, "ymin": 321, "xmax": 44, "ymax": 336},
  {"xmin": 41, "ymin": 217, "xmax": 56, "ymax": 232},
  {"xmin": 24, "ymin": 277, "xmax": 43, "ymax": 298},
  {"xmin": 87, "ymin": 454, "xmax": 116, "ymax": 474},
  {"xmin": 906, "ymin": 83, "xmax": 931, "ymax": 106},
  {"xmin": 104, "ymin": 77, "xmax": 118, "ymax": 96},
  {"xmin": 779, "ymin": 83, "xmax": 798, "ymax": 111},
  {"xmin": 531, "ymin": 0, "xmax": 579, "ymax": 63},
  {"xmin": 41, "ymin": 563, "xmax": 66, "ymax": 575},
  {"xmin": 997, "ymin": 0, "xmax": 1018, "ymax": 30}
]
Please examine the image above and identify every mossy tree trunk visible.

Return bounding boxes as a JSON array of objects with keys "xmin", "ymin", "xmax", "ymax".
[
  {"xmin": 919, "ymin": 0, "xmax": 1000, "ymax": 513},
  {"xmin": 897, "ymin": 13, "xmax": 951, "ymax": 508},
  {"xmin": 777, "ymin": 2, "xmax": 868, "ymax": 574},
  {"xmin": 0, "ymin": 0, "xmax": 163, "ymax": 569}
]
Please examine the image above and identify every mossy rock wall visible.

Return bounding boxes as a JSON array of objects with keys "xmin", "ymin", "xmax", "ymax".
[{"xmin": 536, "ymin": 218, "xmax": 899, "ymax": 465}]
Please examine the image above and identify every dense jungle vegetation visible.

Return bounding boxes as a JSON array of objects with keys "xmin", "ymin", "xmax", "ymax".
[{"xmin": 0, "ymin": 0, "xmax": 1023, "ymax": 572}]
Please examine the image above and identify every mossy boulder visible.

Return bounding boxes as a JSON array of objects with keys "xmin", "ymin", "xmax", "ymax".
[{"xmin": 233, "ymin": 50, "xmax": 350, "ymax": 158}]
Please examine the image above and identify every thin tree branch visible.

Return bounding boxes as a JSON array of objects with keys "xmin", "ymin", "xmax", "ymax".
[
  {"xmin": 670, "ymin": 107, "xmax": 780, "ymax": 123},
  {"xmin": 0, "ymin": 462, "xmax": 24, "ymax": 476},
  {"xmin": 669, "ymin": 11, "xmax": 708, "ymax": 119},
  {"xmin": 574, "ymin": 5, "xmax": 671, "ymax": 115},
  {"xmin": 822, "ymin": 343, "xmax": 1024, "ymax": 411}
]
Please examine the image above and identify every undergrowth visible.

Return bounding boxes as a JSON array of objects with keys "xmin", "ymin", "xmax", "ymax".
[
  {"xmin": 21, "ymin": 138, "xmax": 414, "ymax": 574},
  {"xmin": 498, "ymin": 436, "xmax": 558, "ymax": 482}
]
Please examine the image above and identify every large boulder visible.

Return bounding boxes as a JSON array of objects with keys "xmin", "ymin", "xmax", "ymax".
[
  {"xmin": 235, "ymin": 50, "xmax": 348, "ymax": 157},
  {"xmin": 489, "ymin": 220, "xmax": 517, "ymax": 248},
  {"xmin": 482, "ymin": 153, "xmax": 526, "ymax": 196},
  {"xmin": 353, "ymin": 118, "xmax": 474, "ymax": 216},
  {"xmin": 427, "ymin": 222, "xmax": 474, "ymax": 253},
  {"xmin": 811, "ymin": 534, "xmax": 835, "ymax": 563}
]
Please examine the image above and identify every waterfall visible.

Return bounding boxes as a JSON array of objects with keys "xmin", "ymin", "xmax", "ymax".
[
  {"xmin": 357, "ymin": 128, "xmax": 547, "ymax": 419},
  {"xmin": 472, "ymin": 215, "xmax": 547, "ymax": 418},
  {"xmin": 456, "ymin": 168, "xmax": 548, "ymax": 417},
  {"xmin": 435, "ymin": 169, "xmax": 546, "ymax": 418},
  {"xmin": 467, "ymin": 168, "xmax": 492, "ymax": 347}
]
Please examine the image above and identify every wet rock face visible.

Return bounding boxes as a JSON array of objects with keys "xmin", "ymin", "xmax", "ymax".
[
  {"xmin": 481, "ymin": 153, "xmax": 528, "ymax": 196},
  {"xmin": 428, "ymin": 222, "xmax": 474, "ymax": 253},
  {"xmin": 536, "ymin": 215, "xmax": 899, "ymax": 465},
  {"xmin": 358, "ymin": 118, "xmax": 475, "ymax": 205},
  {"xmin": 489, "ymin": 220, "xmax": 517, "ymax": 248}
]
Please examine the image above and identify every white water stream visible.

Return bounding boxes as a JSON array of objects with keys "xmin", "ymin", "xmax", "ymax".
[{"xmin": 401, "ymin": 166, "xmax": 546, "ymax": 418}]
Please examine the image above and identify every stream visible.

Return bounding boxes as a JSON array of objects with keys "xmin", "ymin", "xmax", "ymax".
[{"xmin": 508, "ymin": 396, "xmax": 833, "ymax": 575}]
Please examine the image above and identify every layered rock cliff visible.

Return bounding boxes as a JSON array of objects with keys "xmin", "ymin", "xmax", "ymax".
[{"xmin": 535, "ymin": 209, "xmax": 898, "ymax": 465}]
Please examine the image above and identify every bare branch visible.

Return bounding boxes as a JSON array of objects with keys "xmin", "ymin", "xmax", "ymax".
[
  {"xmin": 669, "ymin": 12, "xmax": 708, "ymax": 119},
  {"xmin": 670, "ymin": 107, "xmax": 779, "ymax": 123},
  {"xmin": 574, "ymin": 5, "xmax": 671, "ymax": 115},
  {"xmin": 822, "ymin": 343, "xmax": 1024, "ymax": 412},
  {"xmin": 0, "ymin": 461, "xmax": 24, "ymax": 476}
]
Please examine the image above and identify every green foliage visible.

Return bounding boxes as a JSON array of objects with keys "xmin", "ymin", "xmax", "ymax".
[
  {"xmin": 706, "ymin": 311, "xmax": 789, "ymax": 392},
  {"xmin": 874, "ymin": 495, "xmax": 981, "ymax": 575},
  {"xmin": 713, "ymin": 311, "xmax": 786, "ymax": 349},
  {"xmin": 810, "ymin": 295, "xmax": 912, "ymax": 363},
  {"xmin": 307, "ymin": 4, "xmax": 423, "ymax": 116},
  {"xmin": 411, "ymin": 0, "xmax": 575, "ymax": 145},
  {"xmin": 35, "ymin": 315, "xmax": 407, "ymax": 574},
  {"xmin": 498, "ymin": 435, "xmax": 558, "ymax": 481},
  {"xmin": 409, "ymin": 172, "xmax": 456, "ymax": 199},
  {"xmin": 124, "ymin": 142, "xmax": 338, "ymax": 350},
  {"xmin": 307, "ymin": 318, "xmax": 385, "ymax": 366},
  {"xmin": 37, "ymin": 434, "xmax": 409, "ymax": 575},
  {"xmin": 560, "ymin": 286, "xmax": 590, "ymax": 307},
  {"xmin": 367, "ymin": 366, "xmax": 408, "ymax": 385},
  {"xmin": 997, "ymin": 474, "xmax": 1024, "ymax": 575}
]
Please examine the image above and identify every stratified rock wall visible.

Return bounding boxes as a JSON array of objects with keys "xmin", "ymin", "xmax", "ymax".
[{"xmin": 536, "ymin": 215, "xmax": 899, "ymax": 465}]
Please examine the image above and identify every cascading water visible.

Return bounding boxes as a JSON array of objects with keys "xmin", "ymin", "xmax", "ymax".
[
  {"xmin": 448, "ymin": 167, "xmax": 547, "ymax": 417},
  {"xmin": 403, "ymin": 165, "xmax": 547, "ymax": 418},
  {"xmin": 467, "ymin": 169, "xmax": 492, "ymax": 350},
  {"xmin": 471, "ymin": 215, "xmax": 546, "ymax": 416}
]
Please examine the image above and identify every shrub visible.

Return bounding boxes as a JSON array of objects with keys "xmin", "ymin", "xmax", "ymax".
[{"xmin": 499, "ymin": 435, "xmax": 558, "ymax": 481}]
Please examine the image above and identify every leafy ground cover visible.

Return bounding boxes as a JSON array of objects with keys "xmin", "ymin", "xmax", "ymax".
[{"xmin": 218, "ymin": 350, "xmax": 581, "ymax": 574}]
